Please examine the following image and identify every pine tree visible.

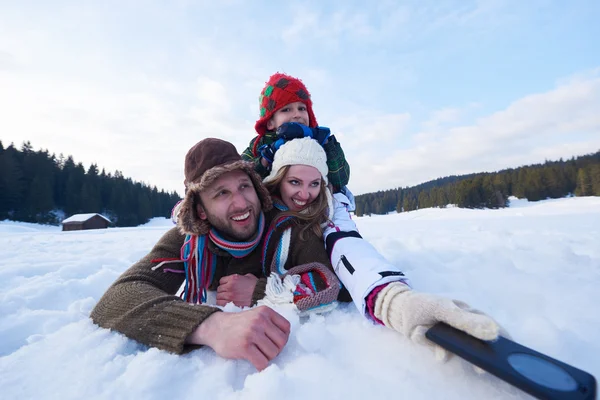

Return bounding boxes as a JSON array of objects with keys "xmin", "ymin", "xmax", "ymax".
[
  {"xmin": 81, "ymin": 164, "xmax": 101, "ymax": 212},
  {"xmin": 65, "ymin": 163, "xmax": 86, "ymax": 215},
  {"xmin": 524, "ymin": 169, "xmax": 544, "ymax": 201},
  {"xmin": 363, "ymin": 200, "xmax": 372, "ymax": 216},
  {"xmin": 590, "ymin": 165, "xmax": 600, "ymax": 196},
  {"xmin": 354, "ymin": 199, "xmax": 364, "ymax": 216},
  {"xmin": 374, "ymin": 199, "xmax": 386, "ymax": 215},
  {"xmin": 418, "ymin": 191, "xmax": 430, "ymax": 209},
  {"xmin": 382, "ymin": 190, "xmax": 397, "ymax": 213},
  {"xmin": 0, "ymin": 145, "xmax": 24, "ymax": 219},
  {"xmin": 17, "ymin": 149, "xmax": 56, "ymax": 222},
  {"xmin": 138, "ymin": 191, "xmax": 153, "ymax": 224},
  {"xmin": 395, "ymin": 199, "xmax": 403, "ymax": 213},
  {"xmin": 455, "ymin": 180, "xmax": 468, "ymax": 208},
  {"xmin": 575, "ymin": 168, "xmax": 592, "ymax": 196},
  {"xmin": 564, "ymin": 163, "xmax": 578, "ymax": 194},
  {"xmin": 403, "ymin": 193, "xmax": 417, "ymax": 212},
  {"xmin": 513, "ymin": 169, "xmax": 528, "ymax": 198},
  {"xmin": 435, "ymin": 187, "xmax": 448, "ymax": 208},
  {"xmin": 56, "ymin": 156, "xmax": 75, "ymax": 211},
  {"xmin": 28, "ymin": 174, "xmax": 55, "ymax": 222}
]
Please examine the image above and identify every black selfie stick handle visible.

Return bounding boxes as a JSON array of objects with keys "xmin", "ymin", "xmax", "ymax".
[{"xmin": 426, "ymin": 323, "xmax": 597, "ymax": 400}]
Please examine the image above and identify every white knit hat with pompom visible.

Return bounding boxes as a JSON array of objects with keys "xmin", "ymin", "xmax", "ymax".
[
  {"xmin": 263, "ymin": 137, "xmax": 328, "ymax": 185},
  {"xmin": 263, "ymin": 137, "xmax": 333, "ymax": 223}
]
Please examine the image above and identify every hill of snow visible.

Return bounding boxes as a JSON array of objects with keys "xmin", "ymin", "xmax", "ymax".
[{"xmin": 1, "ymin": 197, "xmax": 598, "ymax": 399}]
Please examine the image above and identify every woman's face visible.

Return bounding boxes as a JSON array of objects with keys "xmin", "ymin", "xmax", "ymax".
[{"xmin": 279, "ymin": 165, "xmax": 322, "ymax": 211}]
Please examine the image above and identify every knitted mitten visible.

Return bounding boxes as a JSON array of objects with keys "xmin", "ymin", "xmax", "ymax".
[
  {"xmin": 258, "ymin": 262, "xmax": 340, "ymax": 316},
  {"xmin": 374, "ymin": 282, "xmax": 505, "ymax": 363}
]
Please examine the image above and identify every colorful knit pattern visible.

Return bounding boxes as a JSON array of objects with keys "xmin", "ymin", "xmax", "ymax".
[
  {"xmin": 208, "ymin": 212, "xmax": 265, "ymax": 258},
  {"xmin": 286, "ymin": 262, "xmax": 341, "ymax": 314},
  {"xmin": 181, "ymin": 235, "xmax": 216, "ymax": 304},
  {"xmin": 293, "ymin": 270, "xmax": 324, "ymax": 303},
  {"xmin": 261, "ymin": 199, "xmax": 293, "ymax": 274},
  {"xmin": 262, "ymin": 215, "xmax": 293, "ymax": 275},
  {"xmin": 258, "ymin": 77, "xmax": 310, "ymax": 118},
  {"xmin": 272, "ymin": 226, "xmax": 291, "ymax": 275},
  {"xmin": 253, "ymin": 73, "xmax": 318, "ymax": 155}
]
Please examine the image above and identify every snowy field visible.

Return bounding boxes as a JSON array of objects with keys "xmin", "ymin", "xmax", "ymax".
[{"xmin": 1, "ymin": 197, "xmax": 598, "ymax": 400}]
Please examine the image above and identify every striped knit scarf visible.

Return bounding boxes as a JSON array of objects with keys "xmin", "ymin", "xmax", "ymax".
[
  {"xmin": 262, "ymin": 200, "xmax": 293, "ymax": 276},
  {"xmin": 259, "ymin": 200, "xmax": 338, "ymax": 314},
  {"xmin": 181, "ymin": 212, "xmax": 265, "ymax": 303}
]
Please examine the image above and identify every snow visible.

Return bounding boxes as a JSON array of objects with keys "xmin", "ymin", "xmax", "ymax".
[
  {"xmin": 1, "ymin": 197, "xmax": 599, "ymax": 399},
  {"xmin": 139, "ymin": 217, "xmax": 174, "ymax": 227},
  {"xmin": 0, "ymin": 220, "xmax": 61, "ymax": 233},
  {"xmin": 61, "ymin": 213, "xmax": 111, "ymax": 224}
]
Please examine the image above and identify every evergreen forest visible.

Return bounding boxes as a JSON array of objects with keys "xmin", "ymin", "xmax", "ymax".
[
  {"xmin": 354, "ymin": 150, "xmax": 600, "ymax": 217},
  {"xmin": 0, "ymin": 141, "xmax": 180, "ymax": 226}
]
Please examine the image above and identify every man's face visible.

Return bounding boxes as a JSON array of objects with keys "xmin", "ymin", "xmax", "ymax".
[
  {"xmin": 266, "ymin": 101, "xmax": 309, "ymax": 131},
  {"xmin": 197, "ymin": 169, "xmax": 261, "ymax": 241}
]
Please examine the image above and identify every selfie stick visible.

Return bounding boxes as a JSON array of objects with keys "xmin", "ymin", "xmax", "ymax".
[{"xmin": 426, "ymin": 323, "xmax": 597, "ymax": 400}]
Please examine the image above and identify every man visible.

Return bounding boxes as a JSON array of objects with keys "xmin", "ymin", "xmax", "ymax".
[{"xmin": 91, "ymin": 138, "xmax": 290, "ymax": 371}]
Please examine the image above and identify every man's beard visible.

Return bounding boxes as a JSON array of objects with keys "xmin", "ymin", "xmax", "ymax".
[{"xmin": 205, "ymin": 208, "xmax": 259, "ymax": 242}]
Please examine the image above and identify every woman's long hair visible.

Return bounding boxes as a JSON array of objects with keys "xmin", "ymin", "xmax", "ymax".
[{"xmin": 263, "ymin": 165, "xmax": 330, "ymax": 240}]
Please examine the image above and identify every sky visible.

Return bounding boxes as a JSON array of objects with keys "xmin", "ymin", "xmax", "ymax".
[
  {"xmin": 1, "ymin": 1, "xmax": 600, "ymax": 196},
  {"xmin": 1, "ymin": 196, "xmax": 599, "ymax": 399}
]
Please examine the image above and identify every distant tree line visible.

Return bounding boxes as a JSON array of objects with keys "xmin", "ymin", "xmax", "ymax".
[
  {"xmin": 354, "ymin": 150, "xmax": 600, "ymax": 217},
  {"xmin": 0, "ymin": 141, "xmax": 181, "ymax": 226}
]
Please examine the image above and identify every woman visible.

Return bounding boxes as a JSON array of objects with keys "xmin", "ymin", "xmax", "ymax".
[
  {"xmin": 257, "ymin": 137, "xmax": 351, "ymax": 315},
  {"xmin": 260, "ymin": 137, "xmax": 507, "ymax": 362}
]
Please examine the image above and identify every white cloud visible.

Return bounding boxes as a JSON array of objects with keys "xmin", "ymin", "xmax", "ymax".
[
  {"xmin": 195, "ymin": 77, "xmax": 231, "ymax": 112},
  {"xmin": 0, "ymin": 70, "xmax": 195, "ymax": 193},
  {"xmin": 333, "ymin": 112, "xmax": 412, "ymax": 147},
  {"xmin": 280, "ymin": 0, "xmax": 536, "ymax": 50},
  {"xmin": 0, "ymin": 51, "xmax": 17, "ymax": 71},
  {"xmin": 344, "ymin": 73, "xmax": 600, "ymax": 194},
  {"xmin": 0, "ymin": 2, "xmax": 274, "ymax": 195},
  {"xmin": 281, "ymin": 5, "xmax": 374, "ymax": 48}
]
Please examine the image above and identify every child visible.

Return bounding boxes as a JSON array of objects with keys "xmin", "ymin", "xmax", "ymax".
[
  {"xmin": 243, "ymin": 72, "xmax": 408, "ymax": 320},
  {"xmin": 241, "ymin": 72, "xmax": 351, "ymax": 195}
]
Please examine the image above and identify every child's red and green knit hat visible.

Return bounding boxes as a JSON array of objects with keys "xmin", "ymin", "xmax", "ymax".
[{"xmin": 254, "ymin": 72, "xmax": 318, "ymax": 136}]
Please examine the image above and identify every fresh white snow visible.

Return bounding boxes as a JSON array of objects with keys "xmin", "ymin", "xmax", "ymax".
[{"xmin": 1, "ymin": 197, "xmax": 598, "ymax": 400}]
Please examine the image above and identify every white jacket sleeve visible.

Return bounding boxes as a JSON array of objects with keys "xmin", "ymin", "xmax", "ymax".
[{"xmin": 324, "ymin": 192, "xmax": 410, "ymax": 317}]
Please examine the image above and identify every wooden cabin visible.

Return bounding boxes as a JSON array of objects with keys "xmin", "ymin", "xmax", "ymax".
[{"xmin": 61, "ymin": 213, "xmax": 111, "ymax": 231}]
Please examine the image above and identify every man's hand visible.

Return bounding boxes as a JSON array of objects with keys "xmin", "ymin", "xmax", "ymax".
[
  {"xmin": 216, "ymin": 273, "xmax": 258, "ymax": 307},
  {"xmin": 187, "ymin": 306, "xmax": 291, "ymax": 371}
]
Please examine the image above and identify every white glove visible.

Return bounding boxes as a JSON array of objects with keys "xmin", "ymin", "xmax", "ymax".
[{"xmin": 374, "ymin": 282, "xmax": 507, "ymax": 365}]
